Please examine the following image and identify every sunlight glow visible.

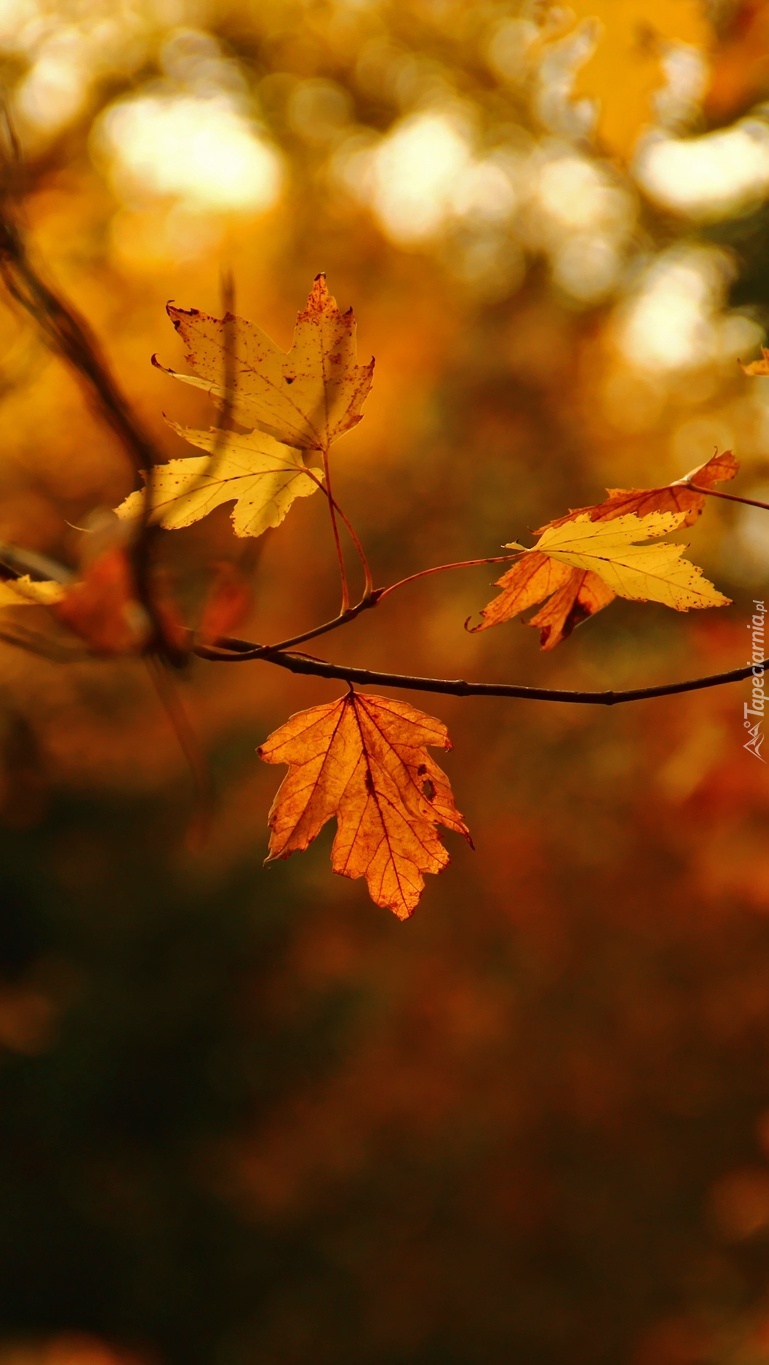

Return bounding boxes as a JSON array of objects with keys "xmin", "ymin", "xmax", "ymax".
[
  {"xmin": 96, "ymin": 93, "xmax": 284, "ymax": 212},
  {"xmin": 352, "ymin": 111, "xmax": 517, "ymax": 244},
  {"xmin": 637, "ymin": 123, "xmax": 769, "ymax": 221},
  {"xmin": 524, "ymin": 147, "xmax": 634, "ymax": 302},
  {"xmin": 615, "ymin": 247, "xmax": 760, "ymax": 372},
  {"xmin": 15, "ymin": 30, "xmax": 90, "ymax": 135},
  {"xmin": 365, "ymin": 112, "xmax": 474, "ymax": 242},
  {"xmin": 725, "ymin": 485, "xmax": 769, "ymax": 583}
]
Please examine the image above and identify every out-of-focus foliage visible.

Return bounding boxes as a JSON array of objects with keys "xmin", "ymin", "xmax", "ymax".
[{"xmin": 4, "ymin": 0, "xmax": 769, "ymax": 1362}]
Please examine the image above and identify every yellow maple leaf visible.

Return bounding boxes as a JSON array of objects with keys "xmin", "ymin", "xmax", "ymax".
[
  {"xmin": 511, "ymin": 510, "xmax": 729, "ymax": 610},
  {"xmin": 476, "ymin": 451, "xmax": 735, "ymax": 648},
  {"xmin": 258, "ymin": 691, "xmax": 472, "ymax": 919},
  {"xmin": 116, "ymin": 424, "xmax": 321, "ymax": 538},
  {"xmin": 155, "ymin": 274, "xmax": 375, "ymax": 452},
  {"xmin": 0, "ymin": 575, "xmax": 65, "ymax": 608},
  {"xmin": 554, "ymin": 0, "xmax": 712, "ymax": 160}
]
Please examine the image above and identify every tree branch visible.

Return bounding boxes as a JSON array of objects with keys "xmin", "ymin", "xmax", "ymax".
[{"xmin": 194, "ymin": 635, "xmax": 769, "ymax": 706}]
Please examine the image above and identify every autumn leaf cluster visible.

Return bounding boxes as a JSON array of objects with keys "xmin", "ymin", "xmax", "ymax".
[{"xmin": 0, "ymin": 279, "xmax": 749, "ymax": 918}]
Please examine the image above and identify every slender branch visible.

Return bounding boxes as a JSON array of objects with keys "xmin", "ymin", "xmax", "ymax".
[
  {"xmin": 0, "ymin": 222, "xmax": 158, "ymax": 483},
  {"xmin": 225, "ymin": 553, "xmax": 520, "ymax": 659},
  {"xmin": 689, "ymin": 483, "xmax": 769, "ymax": 512},
  {"xmin": 146, "ymin": 654, "xmax": 212, "ymax": 846},
  {"xmin": 253, "ymin": 591, "xmax": 382, "ymax": 657},
  {"xmin": 0, "ymin": 626, "xmax": 87, "ymax": 661},
  {"xmin": 193, "ymin": 635, "xmax": 769, "ymax": 707},
  {"xmin": 0, "ymin": 169, "xmax": 182, "ymax": 661}
]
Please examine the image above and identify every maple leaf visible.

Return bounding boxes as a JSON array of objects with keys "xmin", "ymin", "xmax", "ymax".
[
  {"xmin": 51, "ymin": 548, "xmax": 152, "ymax": 656},
  {"xmin": 475, "ymin": 510, "xmax": 729, "ymax": 647},
  {"xmin": 52, "ymin": 549, "xmax": 158, "ymax": 655},
  {"xmin": 704, "ymin": 0, "xmax": 769, "ymax": 123},
  {"xmin": 0, "ymin": 576, "xmax": 65, "ymax": 608},
  {"xmin": 257, "ymin": 691, "xmax": 472, "ymax": 919},
  {"xmin": 154, "ymin": 274, "xmax": 375, "ymax": 452},
  {"xmin": 538, "ymin": 450, "xmax": 738, "ymax": 534},
  {"xmin": 116, "ymin": 424, "xmax": 321, "ymax": 538},
  {"xmin": 741, "ymin": 347, "xmax": 769, "ymax": 377},
  {"xmin": 545, "ymin": 0, "xmax": 713, "ymax": 160},
  {"xmin": 197, "ymin": 562, "xmax": 253, "ymax": 643}
]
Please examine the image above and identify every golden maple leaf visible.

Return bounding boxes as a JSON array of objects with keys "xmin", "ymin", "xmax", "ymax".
[
  {"xmin": 258, "ymin": 691, "xmax": 472, "ymax": 919},
  {"xmin": 547, "ymin": 0, "xmax": 713, "ymax": 160},
  {"xmin": 116, "ymin": 424, "xmax": 320, "ymax": 538},
  {"xmin": 155, "ymin": 274, "xmax": 375, "ymax": 452},
  {"xmin": 0, "ymin": 576, "xmax": 64, "ymax": 608},
  {"xmin": 475, "ymin": 509, "xmax": 729, "ymax": 648}
]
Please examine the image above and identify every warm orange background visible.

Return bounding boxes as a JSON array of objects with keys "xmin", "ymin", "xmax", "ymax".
[{"xmin": 1, "ymin": 3, "xmax": 769, "ymax": 1363}]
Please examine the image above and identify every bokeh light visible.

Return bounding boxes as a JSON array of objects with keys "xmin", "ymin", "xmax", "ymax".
[
  {"xmin": 95, "ymin": 93, "xmax": 284, "ymax": 212},
  {"xmin": 0, "ymin": 5, "xmax": 769, "ymax": 1365}
]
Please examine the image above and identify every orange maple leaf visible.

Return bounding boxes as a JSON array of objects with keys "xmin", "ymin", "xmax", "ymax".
[
  {"xmin": 473, "ymin": 451, "xmax": 735, "ymax": 649},
  {"xmin": 52, "ymin": 548, "xmax": 152, "ymax": 656},
  {"xmin": 257, "ymin": 691, "xmax": 472, "ymax": 918},
  {"xmin": 537, "ymin": 450, "xmax": 738, "ymax": 534},
  {"xmin": 197, "ymin": 562, "xmax": 253, "ymax": 645},
  {"xmin": 50, "ymin": 545, "xmax": 188, "ymax": 659},
  {"xmin": 741, "ymin": 348, "xmax": 769, "ymax": 377}
]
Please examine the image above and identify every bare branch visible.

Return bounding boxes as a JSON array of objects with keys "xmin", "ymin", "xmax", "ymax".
[{"xmin": 194, "ymin": 635, "xmax": 769, "ymax": 707}]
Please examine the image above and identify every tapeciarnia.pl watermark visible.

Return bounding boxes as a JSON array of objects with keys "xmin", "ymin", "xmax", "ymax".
[{"xmin": 745, "ymin": 599, "xmax": 767, "ymax": 762}]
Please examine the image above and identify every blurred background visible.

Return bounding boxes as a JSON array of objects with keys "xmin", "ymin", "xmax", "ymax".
[{"xmin": 3, "ymin": 1, "xmax": 769, "ymax": 1362}]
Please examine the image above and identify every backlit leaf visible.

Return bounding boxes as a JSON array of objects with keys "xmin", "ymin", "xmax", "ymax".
[
  {"xmin": 546, "ymin": 0, "xmax": 713, "ymax": 160},
  {"xmin": 0, "ymin": 576, "xmax": 65, "ymax": 608},
  {"xmin": 116, "ymin": 424, "xmax": 321, "ymax": 538},
  {"xmin": 538, "ymin": 450, "xmax": 738, "ymax": 533},
  {"xmin": 475, "ymin": 510, "xmax": 729, "ymax": 646},
  {"xmin": 155, "ymin": 274, "xmax": 374, "ymax": 451},
  {"xmin": 258, "ymin": 690, "xmax": 472, "ymax": 919}
]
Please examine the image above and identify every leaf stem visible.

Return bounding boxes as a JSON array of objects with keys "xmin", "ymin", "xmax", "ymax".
[
  {"xmin": 320, "ymin": 447, "xmax": 350, "ymax": 612},
  {"xmin": 377, "ymin": 554, "xmax": 521, "ymax": 602},
  {"xmin": 688, "ymin": 483, "xmax": 769, "ymax": 512},
  {"xmin": 328, "ymin": 494, "xmax": 373, "ymax": 596}
]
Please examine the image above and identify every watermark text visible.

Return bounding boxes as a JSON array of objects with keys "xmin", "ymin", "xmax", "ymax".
[{"xmin": 744, "ymin": 600, "xmax": 767, "ymax": 762}]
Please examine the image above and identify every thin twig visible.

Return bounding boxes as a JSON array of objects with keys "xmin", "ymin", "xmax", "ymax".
[
  {"xmin": 226, "ymin": 553, "xmax": 523, "ymax": 658},
  {"xmin": 0, "ymin": 148, "xmax": 181, "ymax": 659},
  {"xmin": 146, "ymin": 654, "xmax": 212, "ymax": 846},
  {"xmin": 222, "ymin": 590, "xmax": 383, "ymax": 659},
  {"xmin": 0, "ymin": 627, "xmax": 87, "ymax": 661}
]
